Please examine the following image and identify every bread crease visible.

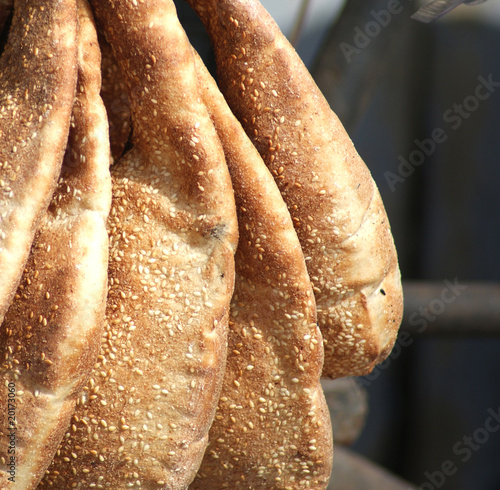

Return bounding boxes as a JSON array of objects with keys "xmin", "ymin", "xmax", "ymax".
[
  {"xmin": 191, "ymin": 51, "xmax": 333, "ymax": 489},
  {"xmin": 0, "ymin": 0, "xmax": 111, "ymax": 487},
  {"xmin": 0, "ymin": 0, "xmax": 78, "ymax": 325},
  {"xmin": 99, "ymin": 32, "xmax": 131, "ymax": 163},
  {"xmin": 0, "ymin": 0, "xmax": 12, "ymax": 36}
]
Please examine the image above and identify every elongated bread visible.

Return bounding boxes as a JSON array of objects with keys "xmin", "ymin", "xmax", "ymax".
[
  {"xmin": 191, "ymin": 52, "xmax": 333, "ymax": 489},
  {"xmin": 187, "ymin": 0, "xmax": 403, "ymax": 378},
  {"xmin": 0, "ymin": 0, "xmax": 77, "ymax": 325},
  {"xmin": 0, "ymin": 1, "xmax": 111, "ymax": 487},
  {"xmin": 41, "ymin": 1, "xmax": 238, "ymax": 488}
]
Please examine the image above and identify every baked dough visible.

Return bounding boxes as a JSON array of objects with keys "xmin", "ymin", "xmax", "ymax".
[
  {"xmin": 187, "ymin": 0, "xmax": 404, "ymax": 378},
  {"xmin": 99, "ymin": 31, "xmax": 131, "ymax": 163},
  {"xmin": 191, "ymin": 51, "xmax": 333, "ymax": 489},
  {"xmin": 41, "ymin": 0, "xmax": 238, "ymax": 487},
  {"xmin": 0, "ymin": 0, "xmax": 111, "ymax": 487},
  {"xmin": 0, "ymin": 0, "xmax": 78, "ymax": 325}
]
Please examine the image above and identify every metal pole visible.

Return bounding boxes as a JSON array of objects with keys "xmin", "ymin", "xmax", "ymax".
[{"xmin": 401, "ymin": 281, "xmax": 500, "ymax": 336}]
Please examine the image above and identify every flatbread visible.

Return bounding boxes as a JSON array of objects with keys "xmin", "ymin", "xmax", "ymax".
[
  {"xmin": 0, "ymin": 0, "xmax": 111, "ymax": 487},
  {"xmin": 191, "ymin": 51, "xmax": 333, "ymax": 489},
  {"xmin": 0, "ymin": 0, "xmax": 78, "ymax": 325},
  {"xmin": 41, "ymin": 0, "xmax": 238, "ymax": 487},
  {"xmin": 187, "ymin": 0, "xmax": 404, "ymax": 378}
]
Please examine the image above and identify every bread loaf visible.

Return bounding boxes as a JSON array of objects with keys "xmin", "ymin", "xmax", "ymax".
[
  {"xmin": 0, "ymin": 0, "xmax": 77, "ymax": 325},
  {"xmin": 191, "ymin": 51, "xmax": 333, "ymax": 489},
  {"xmin": 0, "ymin": 0, "xmax": 111, "ymax": 486},
  {"xmin": 186, "ymin": 0, "xmax": 404, "ymax": 378},
  {"xmin": 41, "ymin": 0, "xmax": 238, "ymax": 487}
]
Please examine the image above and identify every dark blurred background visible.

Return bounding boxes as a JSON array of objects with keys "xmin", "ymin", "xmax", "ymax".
[{"xmin": 178, "ymin": 1, "xmax": 500, "ymax": 488}]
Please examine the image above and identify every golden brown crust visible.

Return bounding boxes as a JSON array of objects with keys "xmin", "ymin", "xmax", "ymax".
[
  {"xmin": 187, "ymin": 0, "xmax": 403, "ymax": 378},
  {"xmin": 191, "ymin": 51, "xmax": 333, "ymax": 489},
  {"xmin": 41, "ymin": 1, "xmax": 238, "ymax": 488},
  {"xmin": 0, "ymin": 1, "xmax": 111, "ymax": 487},
  {"xmin": 98, "ymin": 31, "xmax": 131, "ymax": 163},
  {"xmin": 0, "ymin": 0, "xmax": 78, "ymax": 325}
]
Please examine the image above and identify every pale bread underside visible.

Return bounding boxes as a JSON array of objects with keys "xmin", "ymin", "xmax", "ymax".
[
  {"xmin": 0, "ymin": 0, "xmax": 78, "ymax": 325},
  {"xmin": 0, "ymin": 0, "xmax": 111, "ymax": 487}
]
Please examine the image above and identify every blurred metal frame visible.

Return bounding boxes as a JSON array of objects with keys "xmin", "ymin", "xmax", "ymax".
[{"xmin": 402, "ymin": 281, "xmax": 500, "ymax": 336}]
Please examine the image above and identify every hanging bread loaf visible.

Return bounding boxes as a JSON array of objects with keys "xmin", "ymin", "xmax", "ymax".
[
  {"xmin": 186, "ymin": 0, "xmax": 404, "ymax": 378},
  {"xmin": 191, "ymin": 50, "xmax": 333, "ymax": 489},
  {"xmin": 0, "ymin": 0, "xmax": 78, "ymax": 325},
  {"xmin": 0, "ymin": 1, "xmax": 111, "ymax": 487},
  {"xmin": 41, "ymin": 0, "xmax": 238, "ymax": 487}
]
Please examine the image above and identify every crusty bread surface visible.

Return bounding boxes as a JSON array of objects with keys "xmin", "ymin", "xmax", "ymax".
[
  {"xmin": 99, "ymin": 31, "xmax": 131, "ymax": 163},
  {"xmin": 41, "ymin": 1, "xmax": 238, "ymax": 488},
  {"xmin": 0, "ymin": 0, "xmax": 111, "ymax": 487},
  {"xmin": 0, "ymin": 0, "xmax": 78, "ymax": 325},
  {"xmin": 186, "ymin": 0, "xmax": 403, "ymax": 378},
  {"xmin": 191, "ymin": 51, "xmax": 333, "ymax": 490}
]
